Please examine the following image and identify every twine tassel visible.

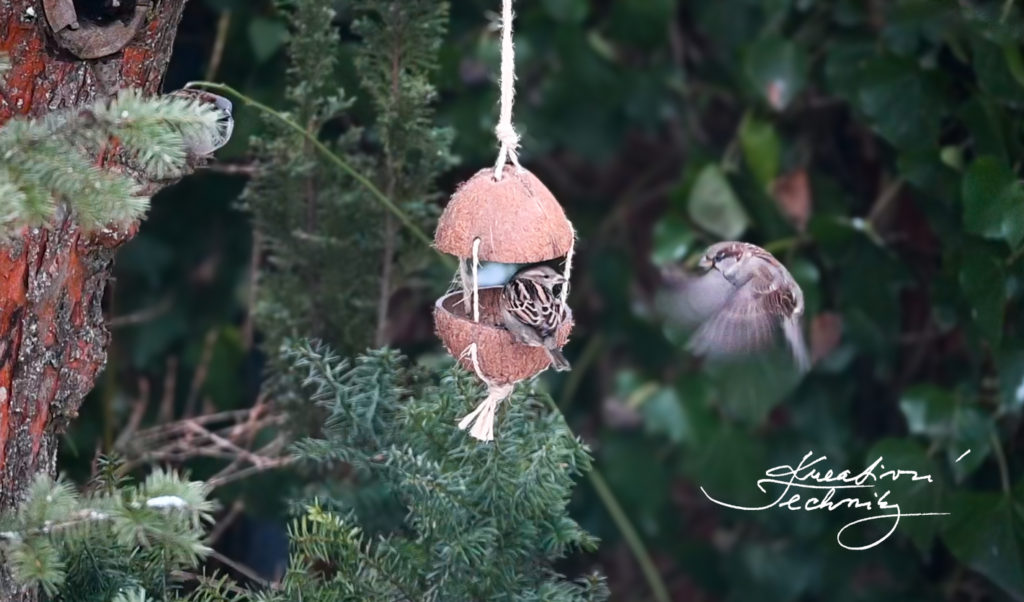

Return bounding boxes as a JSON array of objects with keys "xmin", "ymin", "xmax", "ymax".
[{"xmin": 457, "ymin": 383, "xmax": 515, "ymax": 442}]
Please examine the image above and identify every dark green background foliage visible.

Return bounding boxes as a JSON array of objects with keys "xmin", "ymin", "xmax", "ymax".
[{"xmin": 65, "ymin": 0, "xmax": 1024, "ymax": 600}]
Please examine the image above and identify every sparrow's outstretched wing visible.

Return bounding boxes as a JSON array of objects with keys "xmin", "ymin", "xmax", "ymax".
[
  {"xmin": 686, "ymin": 267, "xmax": 800, "ymax": 358},
  {"xmin": 656, "ymin": 266, "xmax": 738, "ymax": 328},
  {"xmin": 687, "ymin": 282, "xmax": 775, "ymax": 357}
]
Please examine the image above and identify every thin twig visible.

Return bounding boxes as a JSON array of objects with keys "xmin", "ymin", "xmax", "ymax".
[
  {"xmin": 205, "ymin": 162, "xmax": 260, "ymax": 176},
  {"xmin": 204, "ymin": 500, "xmax": 245, "ymax": 546},
  {"xmin": 107, "ymin": 296, "xmax": 173, "ymax": 328},
  {"xmin": 206, "ymin": 10, "xmax": 232, "ymax": 82},
  {"xmin": 114, "ymin": 377, "xmax": 151, "ymax": 449},
  {"xmin": 159, "ymin": 357, "xmax": 179, "ymax": 423},
  {"xmin": 558, "ymin": 333, "xmax": 604, "ymax": 412},
  {"xmin": 184, "ymin": 329, "xmax": 220, "ymax": 418},
  {"xmin": 867, "ymin": 176, "xmax": 905, "ymax": 227},
  {"xmin": 376, "ymin": 43, "xmax": 402, "ymax": 348},
  {"xmin": 242, "ymin": 230, "xmax": 261, "ymax": 351},
  {"xmin": 376, "ymin": 214, "xmax": 396, "ymax": 347},
  {"xmin": 989, "ymin": 428, "xmax": 1011, "ymax": 496},
  {"xmin": 588, "ymin": 469, "xmax": 671, "ymax": 602},
  {"xmin": 541, "ymin": 393, "xmax": 670, "ymax": 602},
  {"xmin": 171, "ymin": 571, "xmax": 269, "ymax": 596},
  {"xmin": 207, "ymin": 549, "xmax": 272, "ymax": 587},
  {"xmin": 1006, "ymin": 244, "xmax": 1024, "ymax": 267},
  {"xmin": 206, "ymin": 457, "xmax": 296, "ymax": 490}
]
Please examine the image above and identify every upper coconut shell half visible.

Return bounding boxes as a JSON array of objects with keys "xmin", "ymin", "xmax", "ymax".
[{"xmin": 434, "ymin": 165, "xmax": 574, "ymax": 264}]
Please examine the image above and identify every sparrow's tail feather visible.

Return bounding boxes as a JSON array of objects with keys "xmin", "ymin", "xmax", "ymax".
[
  {"xmin": 547, "ymin": 348, "xmax": 571, "ymax": 371},
  {"xmin": 783, "ymin": 318, "xmax": 810, "ymax": 373}
]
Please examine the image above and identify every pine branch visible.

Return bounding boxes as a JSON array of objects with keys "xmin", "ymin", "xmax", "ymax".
[
  {"xmin": 0, "ymin": 462, "xmax": 216, "ymax": 600},
  {"xmin": 0, "ymin": 88, "xmax": 224, "ymax": 237}
]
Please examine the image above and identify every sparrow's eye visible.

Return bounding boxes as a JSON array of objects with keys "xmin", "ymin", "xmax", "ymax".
[{"xmin": 714, "ymin": 251, "xmax": 728, "ymax": 262}]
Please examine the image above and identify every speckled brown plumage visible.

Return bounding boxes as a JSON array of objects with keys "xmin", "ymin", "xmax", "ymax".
[{"xmin": 659, "ymin": 241, "xmax": 810, "ymax": 372}]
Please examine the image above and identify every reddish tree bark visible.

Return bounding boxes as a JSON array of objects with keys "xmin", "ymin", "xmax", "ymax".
[{"xmin": 0, "ymin": 1, "xmax": 187, "ymax": 599}]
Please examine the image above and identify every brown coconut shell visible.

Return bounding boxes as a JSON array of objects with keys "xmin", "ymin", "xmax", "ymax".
[
  {"xmin": 434, "ymin": 286, "xmax": 573, "ymax": 385},
  {"xmin": 435, "ymin": 165, "xmax": 574, "ymax": 264}
]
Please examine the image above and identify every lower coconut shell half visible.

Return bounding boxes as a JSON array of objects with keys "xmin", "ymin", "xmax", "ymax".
[{"xmin": 434, "ymin": 286, "xmax": 573, "ymax": 386}]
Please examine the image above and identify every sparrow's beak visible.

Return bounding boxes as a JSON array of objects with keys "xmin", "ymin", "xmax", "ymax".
[{"xmin": 697, "ymin": 255, "xmax": 713, "ymax": 269}]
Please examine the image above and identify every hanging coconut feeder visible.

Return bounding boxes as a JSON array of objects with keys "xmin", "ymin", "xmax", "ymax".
[
  {"xmin": 433, "ymin": 163, "xmax": 575, "ymax": 380},
  {"xmin": 435, "ymin": 0, "xmax": 576, "ymax": 442},
  {"xmin": 433, "ymin": 165, "xmax": 576, "ymax": 441}
]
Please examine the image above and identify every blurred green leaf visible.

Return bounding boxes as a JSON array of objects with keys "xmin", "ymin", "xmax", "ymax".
[
  {"xmin": 857, "ymin": 57, "xmax": 944, "ymax": 149},
  {"xmin": 203, "ymin": 327, "xmax": 245, "ymax": 410},
  {"xmin": 899, "ymin": 385, "xmax": 956, "ymax": 438},
  {"xmin": 959, "ymin": 244, "xmax": 1006, "ymax": 347},
  {"xmin": 973, "ymin": 38, "xmax": 1024, "ymax": 105},
  {"xmin": 997, "ymin": 343, "xmax": 1024, "ymax": 414},
  {"xmin": 707, "ymin": 351, "xmax": 802, "ymax": 426},
  {"xmin": 744, "ymin": 37, "xmax": 809, "ymax": 110},
  {"xmin": 606, "ymin": 0, "xmax": 674, "ymax": 49},
  {"xmin": 730, "ymin": 543, "xmax": 820, "ymax": 602},
  {"xmin": 688, "ymin": 164, "xmax": 751, "ymax": 240},
  {"xmin": 600, "ymin": 435, "xmax": 671, "ymax": 537},
  {"xmin": 866, "ymin": 439, "xmax": 945, "ymax": 554},
  {"xmin": 680, "ymin": 425, "xmax": 770, "ymax": 508},
  {"xmin": 899, "ymin": 385, "xmax": 993, "ymax": 481},
  {"xmin": 824, "ymin": 40, "xmax": 873, "ymax": 101},
  {"xmin": 962, "ymin": 156, "xmax": 1024, "ymax": 249},
  {"xmin": 639, "ymin": 377, "xmax": 718, "ymax": 447},
  {"xmin": 651, "ymin": 214, "xmax": 697, "ymax": 266},
  {"xmin": 739, "ymin": 112, "xmax": 780, "ymax": 190},
  {"xmin": 943, "ymin": 488, "xmax": 1024, "ymax": 600},
  {"xmin": 540, "ymin": 0, "xmax": 589, "ymax": 23},
  {"xmin": 639, "ymin": 387, "xmax": 687, "ymax": 444},
  {"xmin": 946, "ymin": 406, "xmax": 992, "ymax": 482},
  {"xmin": 249, "ymin": 17, "xmax": 289, "ymax": 64},
  {"xmin": 959, "ymin": 97, "xmax": 1009, "ymax": 164},
  {"xmin": 940, "ymin": 145, "xmax": 964, "ymax": 172},
  {"xmin": 787, "ymin": 257, "xmax": 821, "ymax": 316}
]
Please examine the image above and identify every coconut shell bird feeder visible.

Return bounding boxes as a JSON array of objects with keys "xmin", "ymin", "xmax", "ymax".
[
  {"xmin": 434, "ymin": 0, "xmax": 577, "ymax": 442},
  {"xmin": 434, "ymin": 164, "xmax": 576, "ymax": 369},
  {"xmin": 433, "ymin": 165, "xmax": 576, "ymax": 442}
]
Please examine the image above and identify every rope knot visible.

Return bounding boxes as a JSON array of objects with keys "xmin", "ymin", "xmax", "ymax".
[{"xmin": 495, "ymin": 123, "xmax": 519, "ymax": 149}]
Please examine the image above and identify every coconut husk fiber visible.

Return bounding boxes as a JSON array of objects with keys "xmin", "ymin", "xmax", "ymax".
[
  {"xmin": 434, "ymin": 286, "xmax": 573, "ymax": 385},
  {"xmin": 434, "ymin": 165, "xmax": 574, "ymax": 264}
]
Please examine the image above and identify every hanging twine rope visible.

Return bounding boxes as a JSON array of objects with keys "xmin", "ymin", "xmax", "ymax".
[
  {"xmin": 457, "ymin": 0, "xmax": 520, "ymax": 440},
  {"xmin": 492, "ymin": 0, "xmax": 520, "ymax": 180}
]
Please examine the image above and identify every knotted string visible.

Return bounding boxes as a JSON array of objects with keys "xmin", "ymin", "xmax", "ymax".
[{"xmin": 492, "ymin": 0, "xmax": 520, "ymax": 180}]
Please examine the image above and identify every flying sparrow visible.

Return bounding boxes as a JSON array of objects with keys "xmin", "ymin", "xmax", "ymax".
[
  {"xmin": 501, "ymin": 264, "xmax": 571, "ymax": 371},
  {"xmin": 658, "ymin": 241, "xmax": 810, "ymax": 372}
]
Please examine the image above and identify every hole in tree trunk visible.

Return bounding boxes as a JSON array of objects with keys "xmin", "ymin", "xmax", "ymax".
[{"xmin": 71, "ymin": 0, "xmax": 138, "ymax": 26}]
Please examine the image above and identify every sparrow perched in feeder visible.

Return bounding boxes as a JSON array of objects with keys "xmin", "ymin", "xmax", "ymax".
[
  {"xmin": 501, "ymin": 264, "xmax": 571, "ymax": 371},
  {"xmin": 659, "ymin": 241, "xmax": 810, "ymax": 372}
]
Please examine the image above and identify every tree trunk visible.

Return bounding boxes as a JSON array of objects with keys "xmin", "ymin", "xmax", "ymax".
[{"xmin": 0, "ymin": 1, "xmax": 187, "ymax": 599}]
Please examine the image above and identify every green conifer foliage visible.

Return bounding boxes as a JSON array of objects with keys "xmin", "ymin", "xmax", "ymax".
[
  {"xmin": 0, "ymin": 456, "xmax": 214, "ymax": 602},
  {"xmin": 191, "ymin": 343, "xmax": 608, "ymax": 602},
  {"xmin": 242, "ymin": 0, "xmax": 456, "ymax": 359},
  {"xmin": 0, "ymin": 89, "xmax": 224, "ymax": 236}
]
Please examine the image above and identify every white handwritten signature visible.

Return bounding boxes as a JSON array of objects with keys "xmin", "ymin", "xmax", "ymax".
[{"xmin": 700, "ymin": 451, "xmax": 956, "ymax": 550}]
